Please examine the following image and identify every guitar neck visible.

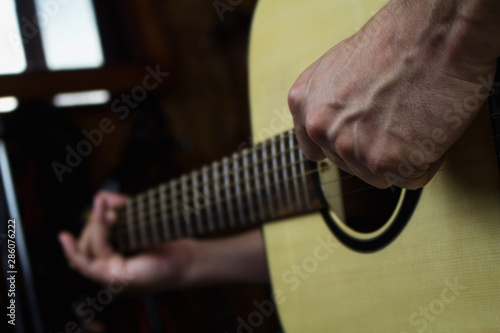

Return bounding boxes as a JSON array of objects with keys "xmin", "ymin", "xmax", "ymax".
[{"xmin": 109, "ymin": 129, "xmax": 325, "ymax": 253}]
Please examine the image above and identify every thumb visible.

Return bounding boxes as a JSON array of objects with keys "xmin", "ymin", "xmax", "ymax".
[{"xmin": 58, "ymin": 231, "xmax": 84, "ymax": 269}]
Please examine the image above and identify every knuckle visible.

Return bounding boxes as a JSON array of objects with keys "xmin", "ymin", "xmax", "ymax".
[
  {"xmin": 334, "ymin": 139, "xmax": 354, "ymax": 159},
  {"xmin": 93, "ymin": 192, "xmax": 107, "ymax": 207},
  {"xmin": 305, "ymin": 111, "xmax": 328, "ymax": 144},
  {"xmin": 287, "ymin": 82, "xmax": 304, "ymax": 114}
]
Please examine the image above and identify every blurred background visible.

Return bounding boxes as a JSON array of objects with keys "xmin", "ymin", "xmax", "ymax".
[{"xmin": 0, "ymin": 0, "xmax": 282, "ymax": 332}]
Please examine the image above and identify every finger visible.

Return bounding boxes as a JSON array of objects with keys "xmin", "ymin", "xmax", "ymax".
[
  {"xmin": 59, "ymin": 231, "xmax": 90, "ymax": 270},
  {"xmin": 345, "ymin": 160, "xmax": 392, "ymax": 189},
  {"xmin": 75, "ymin": 196, "xmax": 104, "ymax": 257},
  {"xmin": 322, "ymin": 149, "xmax": 355, "ymax": 175},
  {"xmin": 288, "ymin": 59, "xmax": 322, "ymax": 112},
  {"xmin": 321, "ymin": 136, "xmax": 392, "ymax": 188},
  {"xmin": 79, "ymin": 193, "xmax": 114, "ymax": 258},
  {"xmin": 97, "ymin": 191, "xmax": 129, "ymax": 208},
  {"xmin": 88, "ymin": 195, "xmax": 114, "ymax": 258},
  {"xmin": 289, "ymin": 60, "xmax": 326, "ymax": 161},
  {"xmin": 295, "ymin": 125, "xmax": 326, "ymax": 161},
  {"xmin": 77, "ymin": 192, "xmax": 128, "ymax": 258},
  {"xmin": 396, "ymin": 155, "xmax": 445, "ymax": 189},
  {"xmin": 60, "ymin": 231, "xmax": 120, "ymax": 284},
  {"xmin": 97, "ymin": 191, "xmax": 128, "ymax": 227},
  {"xmin": 77, "ymin": 219, "xmax": 99, "ymax": 259},
  {"xmin": 90, "ymin": 192, "xmax": 107, "ymax": 224},
  {"xmin": 333, "ymin": 154, "xmax": 389, "ymax": 189},
  {"xmin": 104, "ymin": 208, "xmax": 117, "ymax": 227}
]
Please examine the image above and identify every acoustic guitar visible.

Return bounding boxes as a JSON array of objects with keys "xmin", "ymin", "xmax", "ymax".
[{"xmin": 110, "ymin": 0, "xmax": 500, "ymax": 331}]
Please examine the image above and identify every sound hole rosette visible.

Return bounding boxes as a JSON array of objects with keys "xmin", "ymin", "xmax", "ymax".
[{"xmin": 316, "ymin": 159, "xmax": 422, "ymax": 253}]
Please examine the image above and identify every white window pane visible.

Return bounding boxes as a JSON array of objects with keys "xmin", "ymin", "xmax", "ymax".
[
  {"xmin": 0, "ymin": 0, "xmax": 27, "ymax": 74},
  {"xmin": 53, "ymin": 90, "xmax": 110, "ymax": 107},
  {"xmin": 35, "ymin": 0, "xmax": 104, "ymax": 70},
  {"xmin": 0, "ymin": 97, "xmax": 19, "ymax": 113}
]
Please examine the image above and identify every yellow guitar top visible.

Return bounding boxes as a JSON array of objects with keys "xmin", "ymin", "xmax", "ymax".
[{"xmin": 249, "ymin": 0, "xmax": 500, "ymax": 332}]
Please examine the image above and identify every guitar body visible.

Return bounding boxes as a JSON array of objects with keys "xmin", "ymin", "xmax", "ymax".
[{"xmin": 249, "ymin": 0, "xmax": 500, "ymax": 332}]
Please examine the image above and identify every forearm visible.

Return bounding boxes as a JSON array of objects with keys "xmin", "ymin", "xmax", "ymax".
[
  {"xmin": 186, "ymin": 229, "xmax": 269, "ymax": 286},
  {"xmin": 450, "ymin": 0, "xmax": 500, "ymax": 63},
  {"xmin": 380, "ymin": 0, "xmax": 500, "ymax": 71}
]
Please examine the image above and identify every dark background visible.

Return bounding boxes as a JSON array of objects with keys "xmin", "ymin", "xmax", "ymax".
[{"xmin": 0, "ymin": 0, "xmax": 283, "ymax": 332}]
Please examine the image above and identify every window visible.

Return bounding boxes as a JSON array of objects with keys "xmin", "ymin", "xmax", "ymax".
[
  {"xmin": 0, "ymin": 0, "xmax": 104, "ymax": 75},
  {"xmin": 53, "ymin": 90, "xmax": 110, "ymax": 107},
  {"xmin": 0, "ymin": 96, "xmax": 19, "ymax": 112},
  {"xmin": 34, "ymin": 0, "xmax": 104, "ymax": 70},
  {"xmin": 0, "ymin": 0, "xmax": 27, "ymax": 74},
  {"xmin": 0, "ymin": 0, "xmax": 168, "ymax": 108}
]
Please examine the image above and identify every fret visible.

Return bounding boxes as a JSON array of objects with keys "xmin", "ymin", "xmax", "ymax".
[
  {"xmin": 191, "ymin": 171, "xmax": 204, "ymax": 235},
  {"xmin": 171, "ymin": 179, "xmax": 182, "ymax": 239},
  {"xmin": 279, "ymin": 133, "xmax": 293, "ymax": 213},
  {"xmin": 232, "ymin": 153, "xmax": 245, "ymax": 225},
  {"xmin": 181, "ymin": 175, "xmax": 193, "ymax": 237},
  {"xmin": 202, "ymin": 166, "xmax": 215, "ymax": 232},
  {"xmin": 148, "ymin": 189, "xmax": 160, "ymax": 244},
  {"xmin": 289, "ymin": 129, "xmax": 302, "ymax": 211},
  {"xmin": 137, "ymin": 194, "xmax": 148, "ymax": 247},
  {"xmin": 159, "ymin": 183, "xmax": 170, "ymax": 241},
  {"xmin": 126, "ymin": 200, "xmax": 137, "ymax": 250},
  {"xmin": 299, "ymin": 148, "xmax": 311, "ymax": 208},
  {"xmin": 271, "ymin": 136, "xmax": 284, "ymax": 215},
  {"xmin": 212, "ymin": 161, "xmax": 225, "ymax": 230},
  {"xmin": 223, "ymin": 157, "xmax": 236, "ymax": 228},
  {"xmin": 280, "ymin": 132, "xmax": 293, "ymax": 212},
  {"xmin": 261, "ymin": 142, "xmax": 275, "ymax": 218},
  {"xmin": 252, "ymin": 147, "xmax": 265, "ymax": 220},
  {"xmin": 114, "ymin": 131, "xmax": 321, "ymax": 253},
  {"xmin": 243, "ymin": 149, "xmax": 256, "ymax": 223}
]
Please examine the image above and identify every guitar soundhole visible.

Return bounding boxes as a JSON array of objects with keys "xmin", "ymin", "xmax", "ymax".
[
  {"xmin": 317, "ymin": 161, "xmax": 422, "ymax": 252},
  {"xmin": 340, "ymin": 171, "xmax": 401, "ymax": 234}
]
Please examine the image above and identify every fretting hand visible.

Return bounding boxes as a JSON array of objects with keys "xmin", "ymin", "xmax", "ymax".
[
  {"xmin": 59, "ymin": 191, "xmax": 197, "ymax": 291},
  {"xmin": 59, "ymin": 191, "xmax": 268, "ymax": 292}
]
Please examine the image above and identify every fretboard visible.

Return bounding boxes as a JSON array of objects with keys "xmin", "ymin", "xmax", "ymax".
[{"xmin": 109, "ymin": 129, "xmax": 324, "ymax": 253}]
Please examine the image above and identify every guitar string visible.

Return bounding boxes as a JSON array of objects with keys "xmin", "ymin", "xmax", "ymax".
[
  {"xmin": 111, "ymin": 165, "xmax": 326, "ymax": 247},
  {"xmin": 113, "ymin": 123, "xmax": 500, "ymax": 234},
  {"xmin": 120, "ymin": 130, "xmax": 297, "ymax": 203},
  {"xmin": 113, "ymin": 154, "xmax": 500, "ymax": 253},
  {"xmin": 115, "ymin": 108, "xmax": 498, "ymax": 218},
  {"xmin": 111, "ymin": 151, "xmax": 498, "ymax": 243},
  {"xmin": 113, "ymin": 150, "xmax": 498, "ymax": 239},
  {"xmin": 116, "ymin": 108, "xmax": 498, "ymax": 223},
  {"xmin": 114, "ymin": 152, "xmax": 495, "ymax": 251},
  {"xmin": 111, "ymin": 123, "xmax": 500, "ymax": 239},
  {"xmin": 113, "ymin": 145, "xmax": 304, "ymax": 226},
  {"xmin": 112, "ymin": 151, "xmax": 319, "ymax": 236},
  {"xmin": 111, "ymin": 113, "xmax": 500, "ymax": 243},
  {"xmin": 114, "ymin": 117, "xmax": 497, "ymax": 228}
]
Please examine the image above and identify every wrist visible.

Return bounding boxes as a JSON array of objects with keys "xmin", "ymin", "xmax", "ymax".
[
  {"xmin": 182, "ymin": 239, "xmax": 205, "ymax": 287},
  {"xmin": 186, "ymin": 230, "xmax": 269, "ymax": 287}
]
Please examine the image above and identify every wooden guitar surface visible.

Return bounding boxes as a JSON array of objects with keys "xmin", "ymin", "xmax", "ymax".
[{"xmin": 249, "ymin": 0, "xmax": 500, "ymax": 331}]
